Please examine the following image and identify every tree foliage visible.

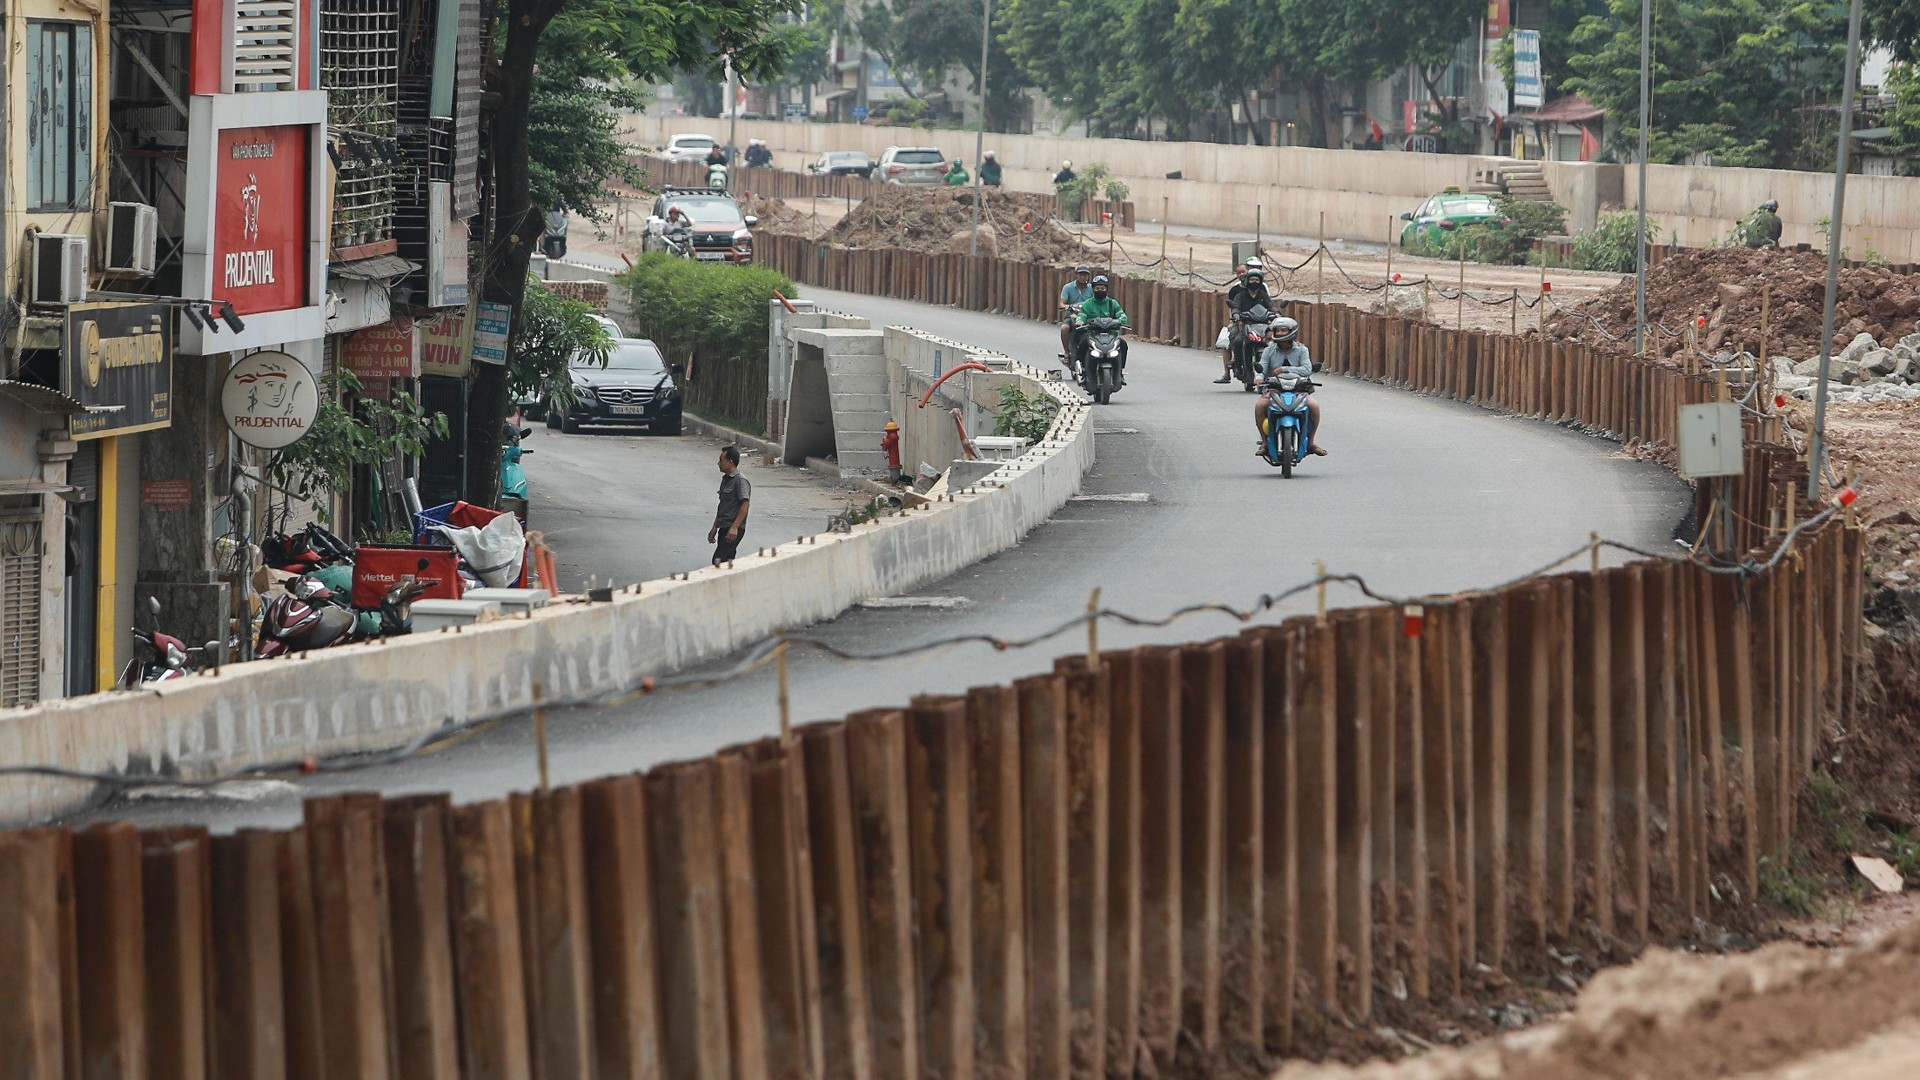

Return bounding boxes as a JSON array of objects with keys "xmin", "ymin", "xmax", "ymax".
[
  {"xmin": 1562, "ymin": 0, "xmax": 1849, "ymax": 168},
  {"xmin": 509, "ymin": 277, "xmax": 614, "ymax": 414},
  {"xmin": 268, "ymin": 372, "xmax": 448, "ymax": 525},
  {"xmin": 859, "ymin": 0, "xmax": 1030, "ymax": 129},
  {"xmin": 1866, "ymin": 0, "xmax": 1920, "ymax": 63}
]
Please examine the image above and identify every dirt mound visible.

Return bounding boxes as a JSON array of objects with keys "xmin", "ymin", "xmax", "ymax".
[
  {"xmin": 1543, "ymin": 247, "xmax": 1920, "ymax": 365},
  {"xmin": 1273, "ymin": 914, "xmax": 1920, "ymax": 1079},
  {"xmin": 819, "ymin": 186, "xmax": 1095, "ymax": 264}
]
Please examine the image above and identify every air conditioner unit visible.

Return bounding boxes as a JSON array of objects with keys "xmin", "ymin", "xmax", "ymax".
[
  {"xmin": 30, "ymin": 233, "xmax": 88, "ymax": 306},
  {"xmin": 104, "ymin": 202, "xmax": 159, "ymax": 277}
]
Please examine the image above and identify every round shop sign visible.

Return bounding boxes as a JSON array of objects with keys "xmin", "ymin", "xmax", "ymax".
[{"xmin": 222, "ymin": 350, "xmax": 319, "ymax": 449}]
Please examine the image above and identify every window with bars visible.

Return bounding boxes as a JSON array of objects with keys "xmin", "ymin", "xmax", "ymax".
[
  {"xmin": 27, "ymin": 21, "xmax": 94, "ymax": 211},
  {"xmin": 323, "ymin": 0, "xmax": 401, "ymax": 249},
  {"xmin": 0, "ymin": 515, "xmax": 44, "ymax": 709}
]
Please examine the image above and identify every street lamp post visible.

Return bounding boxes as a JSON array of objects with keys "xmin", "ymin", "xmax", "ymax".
[
  {"xmin": 1633, "ymin": 0, "xmax": 1650, "ymax": 357},
  {"xmin": 1808, "ymin": 0, "xmax": 1866, "ymax": 503},
  {"xmin": 969, "ymin": 0, "xmax": 992, "ymax": 259}
]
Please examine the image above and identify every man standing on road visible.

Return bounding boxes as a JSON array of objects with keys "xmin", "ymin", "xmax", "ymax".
[{"xmin": 709, "ymin": 446, "xmax": 752, "ymax": 566}]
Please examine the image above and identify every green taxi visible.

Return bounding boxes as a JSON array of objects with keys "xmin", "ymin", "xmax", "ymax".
[{"xmin": 1398, "ymin": 191, "xmax": 1507, "ymax": 253}]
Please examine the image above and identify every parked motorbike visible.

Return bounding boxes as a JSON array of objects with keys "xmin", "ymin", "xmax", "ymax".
[
  {"xmin": 707, "ymin": 162, "xmax": 729, "ymax": 188},
  {"xmin": 1259, "ymin": 373, "xmax": 1317, "ymax": 478},
  {"xmin": 261, "ymin": 522, "xmax": 355, "ymax": 574},
  {"xmin": 119, "ymin": 596, "xmax": 219, "ymax": 687},
  {"xmin": 1231, "ymin": 304, "xmax": 1276, "ymax": 392},
  {"xmin": 257, "ymin": 575, "xmax": 438, "ymax": 658},
  {"xmin": 501, "ymin": 423, "xmax": 534, "ymax": 501}
]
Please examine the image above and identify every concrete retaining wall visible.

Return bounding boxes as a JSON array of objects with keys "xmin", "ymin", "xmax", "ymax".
[
  {"xmin": 629, "ymin": 115, "xmax": 1920, "ymax": 261},
  {"xmin": 0, "ymin": 316, "xmax": 1093, "ymax": 825}
]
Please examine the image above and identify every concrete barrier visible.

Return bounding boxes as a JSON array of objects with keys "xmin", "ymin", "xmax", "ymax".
[
  {"xmin": 0, "ymin": 317, "xmax": 1093, "ymax": 825},
  {"xmin": 629, "ymin": 115, "xmax": 1920, "ymax": 261}
]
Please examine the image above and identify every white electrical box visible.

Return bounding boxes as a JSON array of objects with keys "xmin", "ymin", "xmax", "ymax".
[{"xmin": 1677, "ymin": 403, "xmax": 1745, "ymax": 479}]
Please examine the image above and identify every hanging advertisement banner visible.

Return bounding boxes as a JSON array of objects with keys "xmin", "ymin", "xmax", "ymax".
[
  {"xmin": 1481, "ymin": 0, "xmax": 1511, "ymax": 119},
  {"xmin": 472, "ymin": 301, "xmax": 511, "ymax": 365},
  {"xmin": 223, "ymin": 351, "xmax": 319, "ymax": 449},
  {"xmin": 343, "ymin": 319, "xmax": 422, "ymax": 380},
  {"xmin": 1512, "ymin": 29, "xmax": 1545, "ymax": 109},
  {"xmin": 421, "ymin": 308, "xmax": 474, "ymax": 378}
]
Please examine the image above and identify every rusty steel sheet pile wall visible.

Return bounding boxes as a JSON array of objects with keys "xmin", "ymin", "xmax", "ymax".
[
  {"xmin": 0, "ymin": 520, "xmax": 1862, "ymax": 1077},
  {"xmin": 0, "ymin": 238, "xmax": 1868, "ymax": 1076}
]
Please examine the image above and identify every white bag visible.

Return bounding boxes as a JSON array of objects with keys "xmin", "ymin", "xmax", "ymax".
[
  {"xmin": 437, "ymin": 511, "xmax": 527, "ymax": 588},
  {"xmin": 1214, "ymin": 325, "xmax": 1231, "ymax": 350}
]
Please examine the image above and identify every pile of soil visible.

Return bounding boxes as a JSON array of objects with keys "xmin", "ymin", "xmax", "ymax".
[
  {"xmin": 1543, "ymin": 247, "xmax": 1920, "ymax": 365},
  {"xmin": 818, "ymin": 186, "xmax": 1095, "ymax": 263}
]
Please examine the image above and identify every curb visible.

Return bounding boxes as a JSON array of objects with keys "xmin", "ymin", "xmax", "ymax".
[{"xmin": 682, "ymin": 412, "xmax": 781, "ymax": 459}]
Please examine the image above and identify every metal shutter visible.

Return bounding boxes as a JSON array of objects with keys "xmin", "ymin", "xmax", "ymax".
[{"xmin": 0, "ymin": 511, "xmax": 44, "ymax": 707}]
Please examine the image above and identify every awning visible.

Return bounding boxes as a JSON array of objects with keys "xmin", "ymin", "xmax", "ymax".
[
  {"xmin": 0, "ymin": 380, "xmax": 85, "ymax": 416},
  {"xmin": 1514, "ymin": 94, "xmax": 1605, "ymax": 125},
  {"xmin": 330, "ymin": 254, "xmax": 420, "ymax": 281}
]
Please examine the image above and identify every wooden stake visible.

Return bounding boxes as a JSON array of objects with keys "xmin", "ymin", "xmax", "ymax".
[
  {"xmin": 1384, "ymin": 216, "xmax": 1394, "ymax": 298},
  {"xmin": 1510, "ymin": 287, "xmax": 1518, "ymax": 336},
  {"xmin": 533, "ymin": 679, "xmax": 550, "ymax": 794},
  {"xmin": 1317, "ymin": 212, "xmax": 1326, "ymax": 310},
  {"xmin": 1539, "ymin": 258, "xmax": 1548, "ymax": 332},
  {"xmin": 1158, "ymin": 196, "xmax": 1169, "ymax": 285},
  {"xmin": 777, "ymin": 633, "xmax": 792, "ymax": 745},
  {"xmin": 1257, "ymin": 204, "xmax": 1264, "ymax": 254},
  {"xmin": 1457, "ymin": 244, "xmax": 1467, "ymax": 330},
  {"xmin": 1087, "ymin": 589, "xmax": 1101, "ymax": 671},
  {"xmin": 1759, "ymin": 282, "xmax": 1773, "ymax": 398},
  {"xmin": 1590, "ymin": 531, "xmax": 1602, "ymax": 574},
  {"xmin": 1315, "ymin": 559, "xmax": 1328, "ymax": 623}
]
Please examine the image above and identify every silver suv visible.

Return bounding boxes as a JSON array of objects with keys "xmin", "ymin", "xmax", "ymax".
[{"xmin": 878, "ymin": 146, "xmax": 947, "ymax": 186}]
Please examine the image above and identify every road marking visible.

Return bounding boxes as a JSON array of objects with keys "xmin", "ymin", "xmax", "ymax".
[
  {"xmin": 1071, "ymin": 492, "xmax": 1151, "ymax": 503},
  {"xmin": 857, "ymin": 596, "xmax": 972, "ymax": 610},
  {"xmin": 1095, "ymin": 427, "xmax": 1142, "ymax": 434}
]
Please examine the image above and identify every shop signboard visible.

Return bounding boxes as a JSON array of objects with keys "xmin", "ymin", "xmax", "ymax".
[{"xmin": 64, "ymin": 303, "xmax": 174, "ymax": 440}]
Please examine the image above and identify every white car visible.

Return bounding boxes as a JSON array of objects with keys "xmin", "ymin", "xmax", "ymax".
[
  {"xmin": 878, "ymin": 146, "xmax": 947, "ymax": 186},
  {"xmin": 659, "ymin": 133, "xmax": 719, "ymax": 163}
]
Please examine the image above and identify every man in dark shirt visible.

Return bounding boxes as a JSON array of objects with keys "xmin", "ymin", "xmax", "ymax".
[{"xmin": 709, "ymin": 445, "xmax": 752, "ymax": 565}]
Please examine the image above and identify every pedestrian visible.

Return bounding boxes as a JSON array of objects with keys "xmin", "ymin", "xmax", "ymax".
[
  {"xmin": 709, "ymin": 445, "xmax": 751, "ymax": 566},
  {"xmin": 979, "ymin": 150, "xmax": 1002, "ymax": 187},
  {"xmin": 1053, "ymin": 159, "xmax": 1076, "ymax": 185}
]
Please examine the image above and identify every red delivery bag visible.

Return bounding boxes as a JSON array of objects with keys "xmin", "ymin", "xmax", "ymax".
[{"xmin": 351, "ymin": 545, "xmax": 463, "ymax": 608}]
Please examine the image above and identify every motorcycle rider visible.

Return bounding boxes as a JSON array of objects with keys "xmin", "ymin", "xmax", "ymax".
[
  {"xmin": 1741, "ymin": 199, "xmax": 1784, "ymax": 249},
  {"xmin": 1058, "ymin": 264, "xmax": 1096, "ymax": 364},
  {"xmin": 1215, "ymin": 257, "xmax": 1255, "ymax": 382},
  {"xmin": 945, "ymin": 158, "xmax": 970, "ymax": 185},
  {"xmin": 1252, "ymin": 317, "xmax": 1326, "ymax": 456},
  {"xmin": 979, "ymin": 150, "xmax": 1003, "ymax": 187},
  {"xmin": 1220, "ymin": 264, "xmax": 1283, "ymax": 384},
  {"xmin": 744, "ymin": 139, "xmax": 773, "ymax": 168},
  {"xmin": 1075, "ymin": 274, "xmax": 1130, "ymax": 385}
]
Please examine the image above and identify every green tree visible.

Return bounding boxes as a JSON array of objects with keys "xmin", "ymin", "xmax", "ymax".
[
  {"xmin": 1885, "ymin": 61, "xmax": 1920, "ymax": 173},
  {"xmin": 267, "ymin": 373, "xmax": 448, "ymax": 525},
  {"xmin": 510, "ymin": 277, "xmax": 614, "ymax": 417},
  {"xmin": 469, "ymin": 0, "xmax": 802, "ymax": 502},
  {"xmin": 1001, "ymin": 0, "xmax": 1142, "ymax": 135},
  {"xmin": 1866, "ymin": 0, "xmax": 1920, "ymax": 63},
  {"xmin": 1562, "ymin": 0, "xmax": 1849, "ymax": 168},
  {"xmin": 858, "ymin": 0, "xmax": 1032, "ymax": 129}
]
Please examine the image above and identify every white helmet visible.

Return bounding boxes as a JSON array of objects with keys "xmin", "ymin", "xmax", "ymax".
[
  {"xmin": 1244, "ymin": 256, "xmax": 1264, "ymax": 272},
  {"xmin": 1062, "ymin": 159, "xmax": 1073, "ymax": 168}
]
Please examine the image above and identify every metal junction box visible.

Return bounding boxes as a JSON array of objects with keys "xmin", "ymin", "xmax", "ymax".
[{"xmin": 1676, "ymin": 403, "xmax": 1745, "ymax": 479}]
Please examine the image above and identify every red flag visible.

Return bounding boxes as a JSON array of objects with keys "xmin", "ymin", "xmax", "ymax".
[
  {"xmin": 1579, "ymin": 123, "xmax": 1600, "ymax": 162},
  {"xmin": 1368, "ymin": 114, "xmax": 1385, "ymax": 143}
]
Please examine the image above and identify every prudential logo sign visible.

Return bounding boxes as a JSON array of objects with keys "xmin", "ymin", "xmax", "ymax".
[{"xmin": 215, "ymin": 128, "xmax": 307, "ymax": 314}]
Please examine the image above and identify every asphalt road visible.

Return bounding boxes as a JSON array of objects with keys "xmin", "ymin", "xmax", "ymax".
[
  {"xmin": 519, "ymin": 424, "xmax": 849, "ymax": 589},
  {"xmin": 94, "ymin": 287, "xmax": 1691, "ymax": 829}
]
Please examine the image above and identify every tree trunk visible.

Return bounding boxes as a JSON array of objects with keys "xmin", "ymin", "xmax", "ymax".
[
  {"xmin": 1305, "ymin": 77, "xmax": 1331, "ymax": 148},
  {"xmin": 466, "ymin": 0, "xmax": 563, "ymax": 505}
]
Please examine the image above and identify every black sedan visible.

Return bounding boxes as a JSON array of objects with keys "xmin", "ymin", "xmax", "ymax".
[
  {"xmin": 807, "ymin": 150, "xmax": 875, "ymax": 178},
  {"xmin": 548, "ymin": 339, "xmax": 684, "ymax": 435}
]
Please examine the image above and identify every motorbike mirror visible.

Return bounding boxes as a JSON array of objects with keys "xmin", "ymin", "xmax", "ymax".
[
  {"xmin": 744, "ymin": 215, "xmax": 759, "ymax": 227},
  {"xmin": 147, "ymin": 595, "xmax": 162, "ymax": 615},
  {"xmin": 519, "ymin": 426, "xmax": 534, "ymax": 439},
  {"xmin": 204, "ymin": 640, "xmax": 222, "ymax": 655},
  {"xmin": 1400, "ymin": 212, "xmax": 1414, "ymax": 221},
  {"xmin": 671, "ymin": 363, "xmax": 687, "ymax": 377}
]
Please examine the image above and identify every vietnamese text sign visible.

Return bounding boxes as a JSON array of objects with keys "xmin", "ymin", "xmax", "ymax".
[
  {"xmin": 223, "ymin": 351, "xmax": 319, "ymax": 449},
  {"xmin": 343, "ymin": 319, "xmax": 421, "ymax": 379},
  {"xmin": 421, "ymin": 309, "xmax": 472, "ymax": 378},
  {"xmin": 473, "ymin": 301, "xmax": 511, "ymax": 366},
  {"xmin": 214, "ymin": 125, "xmax": 311, "ymax": 315},
  {"xmin": 141, "ymin": 480, "xmax": 193, "ymax": 512},
  {"xmin": 64, "ymin": 303, "xmax": 174, "ymax": 440},
  {"xmin": 1512, "ymin": 30, "xmax": 1544, "ymax": 109}
]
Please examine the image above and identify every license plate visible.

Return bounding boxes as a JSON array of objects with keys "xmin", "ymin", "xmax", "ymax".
[
  {"xmin": 610, "ymin": 405, "xmax": 647, "ymax": 416},
  {"xmin": 695, "ymin": 251, "xmax": 727, "ymax": 261}
]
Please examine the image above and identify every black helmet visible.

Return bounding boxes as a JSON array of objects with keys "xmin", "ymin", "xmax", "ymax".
[
  {"xmin": 1272, "ymin": 317, "xmax": 1300, "ymax": 348},
  {"xmin": 1092, "ymin": 274, "xmax": 1110, "ymax": 289},
  {"xmin": 1760, "ymin": 199, "xmax": 1779, "ymax": 212}
]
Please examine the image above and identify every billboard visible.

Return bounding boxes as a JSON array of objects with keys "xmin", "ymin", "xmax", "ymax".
[
  {"xmin": 1512, "ymin": 29, "xmax": 1544, "ymax": 109},
  {"xmin": 63, "ymin": 303, "xmax": 174, "ymax": 440}
]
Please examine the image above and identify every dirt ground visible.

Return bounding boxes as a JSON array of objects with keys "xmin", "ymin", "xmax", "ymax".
[{"xmin": 1270, "ymin": 915, "xmax": 1920, "ymax": 1079}]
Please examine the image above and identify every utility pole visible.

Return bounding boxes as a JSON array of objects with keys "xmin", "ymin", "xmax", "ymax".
[
  {"xmin": 726, "ymin": 54, "xmax": 740, "ymax": 190},
  {"xmin": 1809, "ymin": 0, "xmax": 1865, "ymax": 503},
  {"xmin": 1633, "ymin": 0, "xmax": 1651, "ymax": 357},
  {"xmin": 969, "ymin": 0, "xmax": 992, "ymax": 259}
]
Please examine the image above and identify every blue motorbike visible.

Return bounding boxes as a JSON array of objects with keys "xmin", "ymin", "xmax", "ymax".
[{"xmin": 1259, "ymin": 373, "xmax": 1315, "ymax": 478}]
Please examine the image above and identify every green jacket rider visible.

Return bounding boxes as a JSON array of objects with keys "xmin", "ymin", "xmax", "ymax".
[
  {"xmin": 945, "ymin": 160, "xmax": 969, "ymax": 185},
  {"xmin": 979, "ymin": 151, "xmax": 1002, "ymax": 186}
]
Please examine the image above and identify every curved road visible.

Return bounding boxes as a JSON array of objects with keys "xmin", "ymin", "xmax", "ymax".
[{"xmin": 97, "ymin": 287, "xmax": 1690, "ymax": 829}]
